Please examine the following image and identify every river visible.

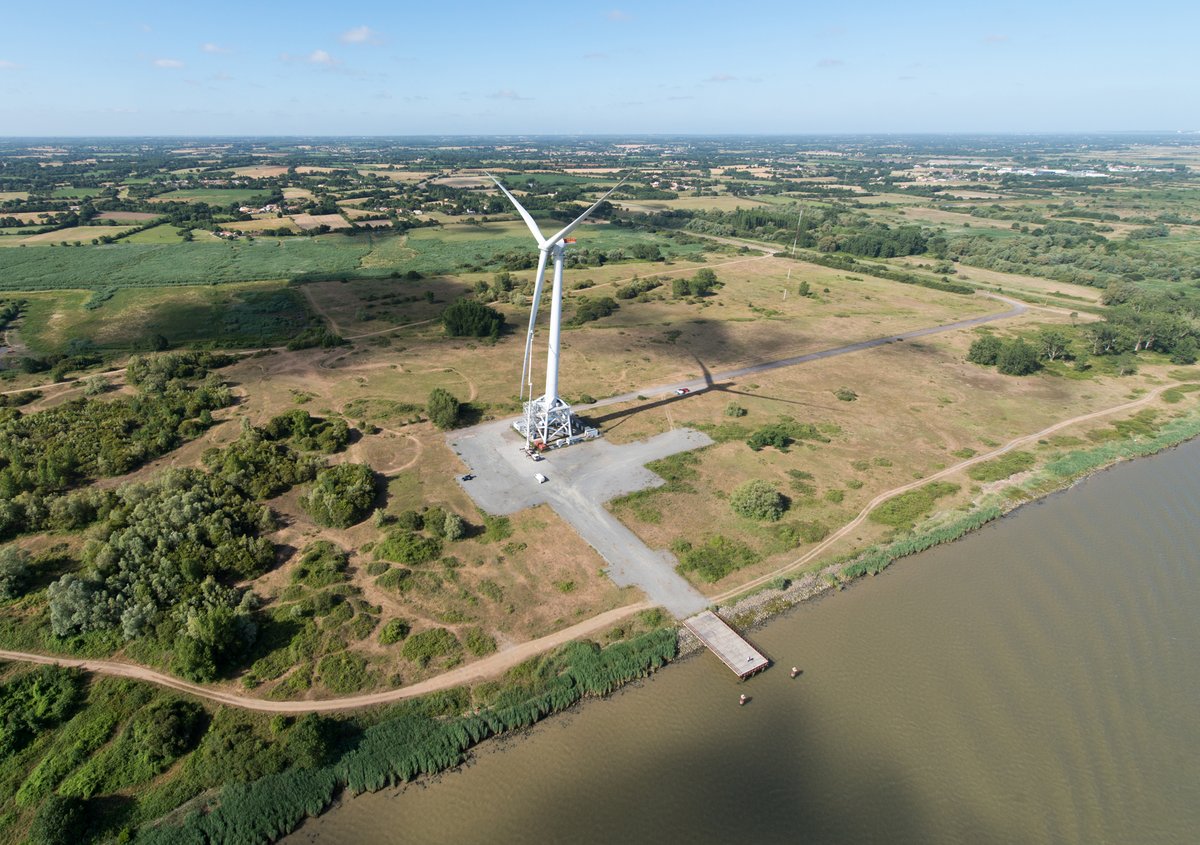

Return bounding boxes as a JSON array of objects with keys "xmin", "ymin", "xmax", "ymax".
[{"xmin": 287, "ymin": 440, "xmax": 1200, "ymax": 844}]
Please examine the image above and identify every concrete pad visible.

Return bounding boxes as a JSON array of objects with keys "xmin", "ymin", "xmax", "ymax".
[{"xmin": 449, "ymin": 423, "xmax": 712, "ymax": 617}]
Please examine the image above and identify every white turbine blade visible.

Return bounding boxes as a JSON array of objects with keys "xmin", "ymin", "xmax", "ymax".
[
  {"xmin": 520, "ymin": 248, "xmax": 550, "ymax": 400},
  {"xmin": 486, "ymin": 172, "xmax": 547, "ymax": 247},
  {"xmin": 545, "ymin": 176, "xmax": 628, "ymax": 245}
]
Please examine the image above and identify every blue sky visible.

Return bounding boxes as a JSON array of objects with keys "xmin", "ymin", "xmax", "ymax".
[{"xmin": 1, "ymin": 1, "xmax": 1196, "ymax": 135}]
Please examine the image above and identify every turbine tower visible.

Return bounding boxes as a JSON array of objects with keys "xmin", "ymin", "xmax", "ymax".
[{"xmin": 488, "ymin": 173, "xmax": 626, "ymax": 447}]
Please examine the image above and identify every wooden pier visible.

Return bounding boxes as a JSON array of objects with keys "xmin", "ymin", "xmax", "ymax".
[{"xmin": 684, "ymin": 610, "xmax": 769, "ymax": 679}]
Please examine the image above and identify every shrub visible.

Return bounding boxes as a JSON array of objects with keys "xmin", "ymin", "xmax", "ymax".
[
  {"xmin": 395, "ymin": 509, "xmax": 424, "ymax": 531},
  {"xmin": 725, "ymin": 402, "xmax": 747, "ymax": 417},
  {"xmin": 302, "ymin": 463, "xmax": 376, "ymax": 528},
  {"xmin": 378, "ymin": 618, "xmax": 410, "ymax": 645},
  {"xmin": 291, "ymin": 541, "xmax": 349, "ymax": 588},
  {"xmin": 996, "ymin": 339, "xmax": 1041, "ymax": 376},
  {"xmin": 401, "ymin": 628, "xmax": 461, "ymax": 667},
  {"xmin": 441, "ymin": 298, "xmax": 504, "ymax": 339},
  {"xmin": 870, "ymin": 481, "xmax": 960, "ymax": 530},
  {"xmin": 0, "ymin": 544, "xmax": 31, "ymax": 601},
  {"xmin": 317, "ymin": 651, "xmax": 371, "ymax": 694},
  {"xmin": 967, "ymin": 335, "xmax": 1003, "ymax": 365},
  {"xmin": 422, "ymin": 506, "xmax": 447, "ymax": 537},
  {"xmin": 729, "ymin": 480, "xmax": 787, "ymax": 521},
  {"xmin": 745, "ymin": 418, "xmax": 830, "ymax": 452},
  {"xmin": 966, "ymin": 451, "xmax": 1036, "ymax": 483},
  {"xmin": 27, "ymin": 793, "xmax": 87, "ymax": 845},
  {"xmin": 463, "ymin": 626, "xmax": 497, "ymax": 656},
  {"xmin": 567, "ymin": 296, "xmax": 619, "ymax": 325},
  {"xmin": 426, "ymin": 388, "xmax": 461, "ymax": 430},
  {"xmin": 442, "ymin": 512, "xmax": 466, "ymax": 541},
  {"xmin": 675, "ymin": 535, "xmax": 760, "ymax": 583},
  {"xmin": 833, "ymin": 387, "xmax": 858, "ymax": 402},
  {"xmin": 375, "ymin": 531, "xmax": 442, "ymax": 565}
]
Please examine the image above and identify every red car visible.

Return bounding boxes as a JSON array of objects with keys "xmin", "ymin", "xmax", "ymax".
[{"xmin": 675, "ymin": 387, "xmax": 690, "ymax": 395}]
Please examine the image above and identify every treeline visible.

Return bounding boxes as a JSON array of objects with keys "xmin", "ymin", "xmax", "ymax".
[
  {"xmin": 780, "ymin": 251, "xmax": 974, "ymax": 295},
  {"xmin": 619, "ymin": 203, "xmax": 933, "ymax": 261}
]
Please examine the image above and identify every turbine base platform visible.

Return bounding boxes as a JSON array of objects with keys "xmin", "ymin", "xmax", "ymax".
[{"xmin": 513, "ymin": 397, "xmax": 599, "ymax": 449}]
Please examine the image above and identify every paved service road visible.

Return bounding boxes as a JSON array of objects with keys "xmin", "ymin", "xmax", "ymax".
[{"xmin": 451, "ymin": 426, "xmax": 713, "ymax": 617}]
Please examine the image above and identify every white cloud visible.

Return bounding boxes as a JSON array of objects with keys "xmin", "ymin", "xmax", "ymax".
[
  {"xmin": 607, "ymin": 10, "xmax": 630, "ymax": 21},
  {"xmin": 983, "ymin": 34, "xmax": 1009, "ymax": 43},
  {"xmin": 488, "ymin": 89, "xmax": 531, "ymax": 101},
  {"xmin": 583, "ymin": 52, "xmax": 608, "ymax": 60},
  {"xmin": 153, "ymin": 58, "xmax": 185, "ymax": 69},
  {"xmin": 201, "ymin": 43, "xmax": 230, "ymax": 54},
  {"xmin": 0, "ymin": 60, "xmax": 19, "ymax": 70},
  {"xmin": 816, "ymin": 57, "xmax": 844, "ymax": 68},
  {"xmin": 706, "ymin": 73, "xmax": 737, "ymax": 83},
  {"xmin": 340, "ymin": 25, "xmax": 381, "ymax": 45},
  {"xmin": 308, "ymin": 49, "xmax": 337, "ymax": 65}
]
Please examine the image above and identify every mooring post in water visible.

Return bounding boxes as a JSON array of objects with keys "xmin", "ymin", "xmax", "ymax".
[{"xmin": 739, "ymin": 694, "xmax": 747, "ymax": 706}]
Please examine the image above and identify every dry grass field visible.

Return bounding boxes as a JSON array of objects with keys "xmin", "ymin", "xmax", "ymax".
[{"xmin": 292, "ymin": 212, "xmax": 352, "ymax": 230}]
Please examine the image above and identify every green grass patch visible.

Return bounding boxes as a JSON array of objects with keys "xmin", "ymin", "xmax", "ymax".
[
  {"xmin": 1162, "ymin": 383, "xmax": 1200, "ymax": 404},
  {"xmin": 966, "ymin": 450, "xmax": 1036, "ymax": 483},
  {"xmin": 674, "ymin": 535, "xmax": 760, "ymax": 583},
  {"xmin": 869, "ymin": 481, "xmax": 961, "ymax": 530},
  {"xmin": 401, "ymin": 628, "xmax": 461, "ymax": 667}
]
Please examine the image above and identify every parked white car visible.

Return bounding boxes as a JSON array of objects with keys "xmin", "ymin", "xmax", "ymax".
[{"xmin": 534, "ymin": 473, "xmax": 548, "ymax": 484}]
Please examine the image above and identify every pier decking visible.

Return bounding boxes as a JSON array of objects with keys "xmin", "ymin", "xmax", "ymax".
[{"xmin": 684, "ymin": 610, "xmax": 769, "ymax": 679}]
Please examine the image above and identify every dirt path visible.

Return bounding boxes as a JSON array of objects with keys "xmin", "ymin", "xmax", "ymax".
[
  {"xmin": 0, "ymin": 602, "xmax": 649, "ymax": 714},
  {"xmin": 711, "ymin": 383, "xmax": 1177, "ymax": 604},
  {"xmin": 299, "ymin": 286, "xmax": 344, "ymax": 336}
]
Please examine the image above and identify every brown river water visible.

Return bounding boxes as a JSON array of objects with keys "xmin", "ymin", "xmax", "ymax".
[{"xmin": 287, "ymin": 441, "xmax": 1200, "ymax": 844}]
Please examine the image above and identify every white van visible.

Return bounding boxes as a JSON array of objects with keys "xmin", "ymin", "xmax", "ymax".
[{"xmin": 534, "ymin": 473, "xmax": 548, "ymax": 484}]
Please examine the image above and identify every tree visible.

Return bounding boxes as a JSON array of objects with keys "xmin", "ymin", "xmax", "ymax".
[
  {"xmin": 1170, "ymin": 336, "xmax": 1199, "ymax": 365},
  {"xmin": 729, "ymin": 480, "xmax": 787, "ymax": 521},
  {"xmin": 996, "ymin": 339, "xmax": 1041, "ymax": 376},
  {"xmin": 427, "ymin": 388, "xmax": 461, "ymax": 430},
  {"xmin": 443, "ymin": 512, "xmax": 466, "ymax": 540},
  {"xmin": 1037, "ymin": 329, "xmax": 1072, "ymax": 361},
  {"xmin": 441, "ymin": 298, "xmax": 504, "ymax": 339}
]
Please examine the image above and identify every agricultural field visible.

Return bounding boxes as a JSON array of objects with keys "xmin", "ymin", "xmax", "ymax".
[
  {"xmin": 148, "ymin": 187, "xmax": 273, "ymax": 204},
  {"xmin": 16, "ymin": 281, "xmax": 320, "ymax": 353},
  {"xmin": 119, "ymin": 223, "xmax": 186, "ymax": 243}
]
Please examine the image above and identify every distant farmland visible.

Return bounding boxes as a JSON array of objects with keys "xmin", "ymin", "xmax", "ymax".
[{"xmin": 0, "ymin": 224, "xmax": 703, "ymax": 290}]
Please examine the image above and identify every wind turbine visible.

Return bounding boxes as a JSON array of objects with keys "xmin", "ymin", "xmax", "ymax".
[{"xmin": 487, "ymin": 172, "xmax": 626, "ymax": 447}]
